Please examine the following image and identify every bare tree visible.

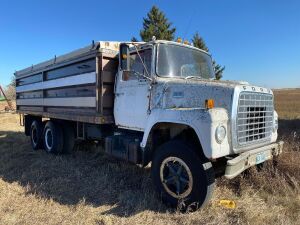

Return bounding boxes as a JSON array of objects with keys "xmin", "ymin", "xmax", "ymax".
[{"xmin": 5, "ymin": 76, "xmax": 16, "ymax": 101}]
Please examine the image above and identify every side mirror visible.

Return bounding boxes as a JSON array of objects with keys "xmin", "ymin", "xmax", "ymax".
[{"xmin": 120, "ymin": 43, "xmax": 130, "ymax": 71}]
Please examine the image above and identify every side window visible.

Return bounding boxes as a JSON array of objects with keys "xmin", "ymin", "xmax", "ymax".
[{"xmin": 123, "ymin": 49, "xmax": 152, "ymax": 81}]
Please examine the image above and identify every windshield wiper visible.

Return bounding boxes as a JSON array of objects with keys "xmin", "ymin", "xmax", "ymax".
[{"xmin": 184, "ymin": 76, "xmax": 204, "ymax": 80}]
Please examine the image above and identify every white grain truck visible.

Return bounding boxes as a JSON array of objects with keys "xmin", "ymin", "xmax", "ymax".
[{"xmin": 15, "ymin": 40, "xmax": 283, "ymax": 210}]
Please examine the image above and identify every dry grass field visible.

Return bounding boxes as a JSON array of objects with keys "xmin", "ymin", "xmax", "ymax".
[
  {"xmin": 274, "ymin": 89, "xmax": 300, "ymax": 120},
  {"xmin": 0, "ymin": 89, "xmax": 299, "ymax": 225}
]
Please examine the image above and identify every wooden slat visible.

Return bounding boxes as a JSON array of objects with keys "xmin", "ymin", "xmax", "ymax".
[{"xmin": 46, "ymin": 107, "xmax": 96, "ymax": 115}]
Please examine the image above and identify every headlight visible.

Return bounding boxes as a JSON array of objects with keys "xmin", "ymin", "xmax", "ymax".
[{"xmin": 215, "ymin": 125, "xmax": 226, "ymax": 143}]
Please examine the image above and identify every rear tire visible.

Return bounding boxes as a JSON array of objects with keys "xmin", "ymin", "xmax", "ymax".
[
  {"xmin": 30, "ymin": 120, "xmax": 43, "ymax": 150},
  {"xmin": 151, "ymin": 140, "xmax": 215, "ymax": 211},
  {"xmin": 43, "ymin": 121, "xmax": 64, "ymax": 154}
]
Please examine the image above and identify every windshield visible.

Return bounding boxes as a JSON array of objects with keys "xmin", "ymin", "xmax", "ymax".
[{"xmin": 156, "ymin": 44, "xmax": 215, "ymax": 79}]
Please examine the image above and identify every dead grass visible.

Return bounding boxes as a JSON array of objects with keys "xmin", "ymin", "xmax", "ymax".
[
  {"xmin": 0, "ymin": 89, "xmax": 299, "ymax": 225},
  {"xmin": 0, "ymin": 101, "xmax": 15, "ymax": 112},
  {"xmin": 274, "ymin": 88, "xmax": 300, "ymax": 119}
]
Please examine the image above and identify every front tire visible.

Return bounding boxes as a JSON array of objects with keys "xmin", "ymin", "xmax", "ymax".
[
  {"xmin": 151, "ymin": 140, "xmax": 215, "ymax": 211},
  {"xmin": 43, "ymin": 121, "xmax": 64, "ymax": 154}
]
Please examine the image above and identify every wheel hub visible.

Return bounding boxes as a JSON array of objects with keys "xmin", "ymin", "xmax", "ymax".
[{"xmin": 160, "ymin": 156, "xmax": 193, "ymax": 199}]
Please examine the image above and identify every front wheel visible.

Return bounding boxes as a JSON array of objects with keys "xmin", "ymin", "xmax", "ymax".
[{"xmin": 151, "ymin": 140, "xmax": 215, "ymax": 211}]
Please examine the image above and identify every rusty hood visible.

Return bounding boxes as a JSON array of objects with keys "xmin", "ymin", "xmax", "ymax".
[{"xmin": 151, "ymin": 77, "xmax": 241, "ymax": 112}]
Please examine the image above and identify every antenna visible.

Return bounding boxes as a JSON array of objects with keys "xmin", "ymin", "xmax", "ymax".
[{"xmin": 183, "ymin": 8, "xmax": 196, "ymax": 40}]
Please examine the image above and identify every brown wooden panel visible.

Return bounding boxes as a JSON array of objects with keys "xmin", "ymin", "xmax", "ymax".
[
  {"xmin": 102, "ymin": 71, "xmax": 115, "ymax": 83},
  {"xmin": 101, "ymin": 51, "xmax": 118, "ymax": 59},
  {"xmin": 17, "ymin": 110, "xmax": 114, "ymax": 124},
  {"xmin": 102, "ymin": 84, "xmax": 114, "ymax": 108},
  {"xmin": 102, "ymin": 58, "xmax": 118, "ymax": 71},
  {"xmin": 102, "ymin": 84, "xmax": 113, "ymax": 95},
  {"xmin": 102, "ymin": 108, "xmax": 114, "ymax": 116},
  {"xmin": 96, "ymin": 54, "xmax": 117, "ymax": 116},
  {"xmin": 102, "ymin": 96, "xmax": 114, "ymax": 108},
  {"xmin": 46, "ymin": 106, "xmax": 96, "ymax": 115}
]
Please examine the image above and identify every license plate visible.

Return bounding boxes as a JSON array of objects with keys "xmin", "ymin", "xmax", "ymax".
[{"xmin": 256, "ymin": 152, "xmax": 266, "ymax": 164}]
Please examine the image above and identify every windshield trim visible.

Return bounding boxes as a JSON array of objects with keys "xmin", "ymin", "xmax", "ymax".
[{"xmin": 155, "ymin": 43, "xmax": 215, "ymax": 79}]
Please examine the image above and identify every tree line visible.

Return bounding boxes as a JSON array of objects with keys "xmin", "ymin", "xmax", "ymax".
[{"xmin": 132, "ymin": 6, "xmax": 224, "ymax": 80}]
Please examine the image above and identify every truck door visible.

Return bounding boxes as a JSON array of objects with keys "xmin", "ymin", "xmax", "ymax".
[{"xmin": 114, "ymin": 48, "xmax": 152, "ymax": 131}]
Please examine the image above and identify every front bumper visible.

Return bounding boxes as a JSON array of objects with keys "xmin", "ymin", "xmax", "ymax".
[{"xmin": 225, "ymin": 141, "xmax": 284, "ymax": 179}]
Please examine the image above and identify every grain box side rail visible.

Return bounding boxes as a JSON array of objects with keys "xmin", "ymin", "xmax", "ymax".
[{"xmin": 15, "ymin": 42, "xmax": 120, "ymax": 124}]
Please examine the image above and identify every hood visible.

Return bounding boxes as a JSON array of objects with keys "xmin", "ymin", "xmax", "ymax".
[{"xmin": 152, "ymin": 78, "xmax": 241, "ymax": 112}]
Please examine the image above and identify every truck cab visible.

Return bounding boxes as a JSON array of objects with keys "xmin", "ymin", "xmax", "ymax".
[
  {"xmin": 15, "ymin": 39, "xmax": 283, "ymax": 211},
  {"xmin": 113, "ymin": 40, "xmax": 283, "ymax": 209}
]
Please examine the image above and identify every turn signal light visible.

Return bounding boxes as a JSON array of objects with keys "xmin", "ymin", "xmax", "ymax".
[
  {"xmin": 205, "ymin": 99, "xmax": 214, "ymax": 109},
  {"xmin": 176, "ymin": 37, "xmax": 182, "ymax": 43}
]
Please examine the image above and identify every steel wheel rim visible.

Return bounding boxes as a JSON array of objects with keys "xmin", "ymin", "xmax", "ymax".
[
  {"xmin": 45, "ymin": 128, "xmax": 53, "ymax": 150},
  {"xmin": 31, "ymin": 127, "xmax": 38, "ymax": 146},
  {"xmin": 160, "ymin": 156, "xmax": 193, "ymax": 199}
]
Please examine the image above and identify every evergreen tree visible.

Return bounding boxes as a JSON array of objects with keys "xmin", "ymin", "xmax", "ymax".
[
  {"xmin": 192, "ymin": 32, "xmax": 225, "ymax": 80},
  {"xmin": 191, "ymin": 32, "xmax": 209, "ymax": 52},
  {"xmin": 212, "ymin": 60, "xmax": 225, "ymax": 80},
  {"xmin": 140, "ymin": 6, "xmax": 176, "ymax": 41}
]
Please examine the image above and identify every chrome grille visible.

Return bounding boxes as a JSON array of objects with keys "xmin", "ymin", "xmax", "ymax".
[{"xmin": 237, "ymin": 92, "xmax": 273, "ymax": 146}]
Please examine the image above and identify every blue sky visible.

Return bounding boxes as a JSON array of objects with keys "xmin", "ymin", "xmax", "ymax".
[{"xmin": 0, "ymin": 0, "xmax": 299, "ymax": 88}]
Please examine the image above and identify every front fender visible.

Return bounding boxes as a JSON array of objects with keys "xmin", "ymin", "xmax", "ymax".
[{"xmin": 141, "ymin": 108, "xmax": 231, "ymax": 159}]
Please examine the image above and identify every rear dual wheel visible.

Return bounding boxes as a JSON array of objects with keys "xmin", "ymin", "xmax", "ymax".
[
  {"xmin": 30, "ymin": 120, "xmax": 43, "ymax": 150},
  {"xmin": 29, "ymin": 120, "xmax": 75, "ymax": 154}
]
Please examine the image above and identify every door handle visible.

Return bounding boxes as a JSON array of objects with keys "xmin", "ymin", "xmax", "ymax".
[{"xmin": 115, "ymin": 93, "xmax": 125, "ymax": 96}]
